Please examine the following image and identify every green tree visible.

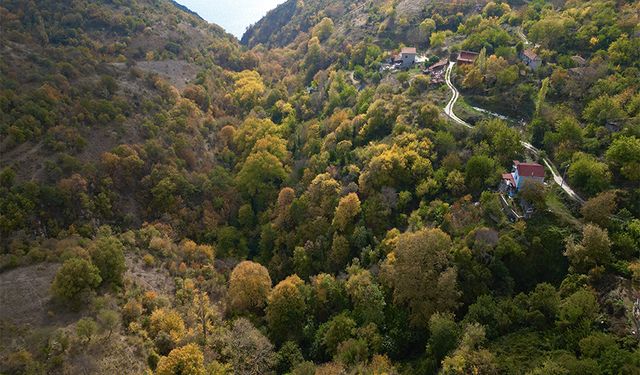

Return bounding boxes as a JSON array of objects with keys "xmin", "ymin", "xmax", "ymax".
[
  {"xmin": 535, "ymin": 78, "xmax": 550, "ymax": 117},
  {"xmin": 426, "ymin": 312, "xmax": 460, "ymax": 363},
  {"xmin": 465, "ymin": 155, "xmax": 497, "ymax": 194},
  {"xmin": 417, "ymin": 103, "xmax": 442, "ymax": 129},
  {"xmin": 304, "ymin": 37, "xmax": 328, "ymax": 81},
  {"xmin": 312, "ymin": 17, "xmax": 334, "ymax": 41},
  {"xmin": 430, "ymin": 31, "xmax": 449, "ymax": 47},
  {"xmin": 329, "ymin": 234, "xmax": 351, "ymax": 272},
  {"xmin": 276, "ymin": 341, "xmax": 305, "ymax": 374},
  {"xmin": 564, "ymin": 224, "xmax": 611, "ymax": 275},
  {"xmin": 266, "ymin": 275, "xmax": 307, "ymax": 344},
  {"xmin": 482, "ymin": 119, "xmax": 523, "ymax": 167},
  {"xmin": 90, "ymin": 232, "xmax": 126, "ymax": 286},
  {"xmin": 51, "ymin": 258, "xmax": 102, "ymax": 307},
  {"xmin": 582, "ymin": 95, "xmax": 625, "ymax": 126},
  {"xmin": 359, "ymin": 99, "xmax": 397, "ymax": 141},
  {"xmin": 556, "ymin": 288, "xmax": 599, "ymax": 347},
  {"xmin": 97, "ymin": 309, "xmax": 120, "ymax": 339},
  {"xmin": 608, "ymin": 33, "xmax": 640, "ymax": 67},
  {"xmin": 529, "ymin": 15, "xmax": 576, "ymax": 50},
  {"xmin": 441, "ymin": 323, "xmax": 497, "ymax": 375},
  {"xmin": 345, "ymin": 269, "xmax": 386, "ymax": 325},
  {"xmin": 419, "ymin": 18, "xmax": 436, "ymax": 40},
  {"xmin": 567, "ymin": 153, "xmax": 611, "ymax": 196},
  {"xmin": 316, "ymin": 313, "xmax": 357, "ymax": 358},
  {"xmin": 236, "ymin": 151, "xmax": 288, "ymax": 210},
  {"xmin": 606, "ymin": 136, "xmax": 640, "ymax": 181},
  {"xmin": 462, "ymin": 66, "xmax": 484, "ymax": 91},
  {"xmin": 519, "ymin": 180, "xmax": 547, "ymax": 211},
  {"xmin": 310, "ymin": 273, "xmax": 348, "ymax": 323},
  {"xmin": 76, "ymin": 317, "xmax": 97, "ymax": 344},
  {"xmin": 233, "ymin": 117, "xmax": 281, "ymax": 157}
]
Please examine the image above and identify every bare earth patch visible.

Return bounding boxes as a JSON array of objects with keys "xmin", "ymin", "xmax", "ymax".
[
  {"xmin": 133, "ymin": 59, "xmax": 200, "ymax": 90},
  {"xmin": 0, "ymin": 262, "xmax": 60, "ymax": 326},
  {"xmin": 125, "ymin": 254, "xmax": 175, "ymax": 296},
  {"xmin": 65, "ymin": 334, "xmax": 148, "ymax": 375}
]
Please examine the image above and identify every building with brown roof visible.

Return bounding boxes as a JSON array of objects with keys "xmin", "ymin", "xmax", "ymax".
[
  {"xmin": 457, "ymin": 50, "xmax": 479, "ymax": 64},
  {"xmin": 394, "ymin": 47, "xmax": 417, "ymax": 68},
  {"xmin": 520, "ymin": 48, "xmax": 541, "ymax": 69},
  {"xmin": 427, "ymin": 58, "xmax": 448, "ymax": 72}
]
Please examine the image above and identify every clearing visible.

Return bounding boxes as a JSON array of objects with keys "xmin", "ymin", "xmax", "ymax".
[{"xmin": 0, "ymin": 262, "xmax": 63, "ymax": 326}]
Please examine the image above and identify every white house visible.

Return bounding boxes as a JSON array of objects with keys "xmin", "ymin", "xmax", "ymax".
[
  {"xmin": 501, "ymin": 160, "xmax": 545, "ymax": 196},
  {"xmin": 398, "ymin": 47, "xmax": 416, "ymax": 68}
]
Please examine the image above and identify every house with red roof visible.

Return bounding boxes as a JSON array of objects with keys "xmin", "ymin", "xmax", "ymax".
[{"xmin": 501, "ymin": 160, "xmax": 545, "ymax": 195}]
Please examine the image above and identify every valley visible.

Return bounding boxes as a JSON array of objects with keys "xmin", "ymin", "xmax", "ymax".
[{"xmin": 0, "ymin": 0, "xmax": 639, "ymax": 374}]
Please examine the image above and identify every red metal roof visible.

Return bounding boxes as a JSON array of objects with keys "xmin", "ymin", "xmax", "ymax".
[{"xmin": 514, "ymin": 161, "xmax": 544, "ymax": 178}]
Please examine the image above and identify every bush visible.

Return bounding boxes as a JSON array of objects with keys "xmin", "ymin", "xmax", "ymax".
[
  {"xmin": 51, "ymin": 258, "xmax": 102, "ymax": 308},
  {"xmin": 90, "ymin": 231, "xmax": 126, "ymax": 286},
  {"xmin": 76, "ymin": 317, "xmax": 97, "ymax": 343}
]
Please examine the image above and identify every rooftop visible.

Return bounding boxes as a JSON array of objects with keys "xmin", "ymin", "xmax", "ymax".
[
  {"xmin": 522, "ymin": 48, "xmax": 539, "ymax": 60},
  {"xmin": 401, "ymin": 47, "xmax": 417, "ymax": 54},
  {"xmin": 428, "ymin": 58, "xmax": 449, "ymax": 71},
  {"xmin": 502, "ymin": 173, "xmax": 516, "ymax": 186},
  {"xmin": 514, "ymin": 160, "xmax": 545, "ymax": 178},
  {"xmin": 457, "ymin": 50, "xmax": 479, "ymax": 62}
]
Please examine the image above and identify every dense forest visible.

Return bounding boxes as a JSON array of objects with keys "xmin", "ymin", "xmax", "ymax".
[{"xmin": 1, "ymin": 0, "xmax": 639, "ymax": 374}]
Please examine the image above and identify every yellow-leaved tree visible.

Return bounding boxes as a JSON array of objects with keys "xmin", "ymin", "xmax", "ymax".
[
  {"xmin": 231, "ymin": 70, "xmax": 265, "ymax": 111},
  {"xmin": 228, "ymin": 261, "xmax": 272, "ymax": 314},
  {"xmin": 156, "ymin": 344, "xmax": 205, "ymax": 375}
]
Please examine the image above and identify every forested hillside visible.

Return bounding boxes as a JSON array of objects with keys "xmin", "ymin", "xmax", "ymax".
[{"xmin": 1, "ymin": 0, "xmax": 639, "ymax": 374}]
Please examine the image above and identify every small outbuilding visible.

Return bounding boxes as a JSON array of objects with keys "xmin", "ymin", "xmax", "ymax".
[
  {"xmin": 457, "ymin": 50, "xmax": 479, "ymax": 64},
  {"xmin": 425, "ymin": 58, "xmax": 448, "ymax": 84},
  {"xmin": 427, "ymin": 58, "xmax": 448, "ymax": 72}
]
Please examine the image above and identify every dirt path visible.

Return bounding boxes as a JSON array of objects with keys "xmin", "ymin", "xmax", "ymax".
[
  {"xmin": 443, "ymin": 62, "xmax": 584, "ymax": 204},
  {"xmin": 444, "ymin": 62, "xmax": 472, "ymax": 128}
]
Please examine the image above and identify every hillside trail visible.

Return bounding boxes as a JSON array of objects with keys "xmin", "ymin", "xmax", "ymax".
[
  {"xmin": 443, "ymin": 62, "xmax": 585, "ymax": 204},
  {"xmin": 517, "ymin": 27, "xmax": 531, "ymax": 46}
]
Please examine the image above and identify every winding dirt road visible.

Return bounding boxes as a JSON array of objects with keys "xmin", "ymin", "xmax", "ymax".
[
  {"xmin": 443, "ymin": 62, "xmax": 584, "ymax": 203},
  {"xmin": 444, "ymin": 62, "xmax": 472, "ymax": 128}
]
